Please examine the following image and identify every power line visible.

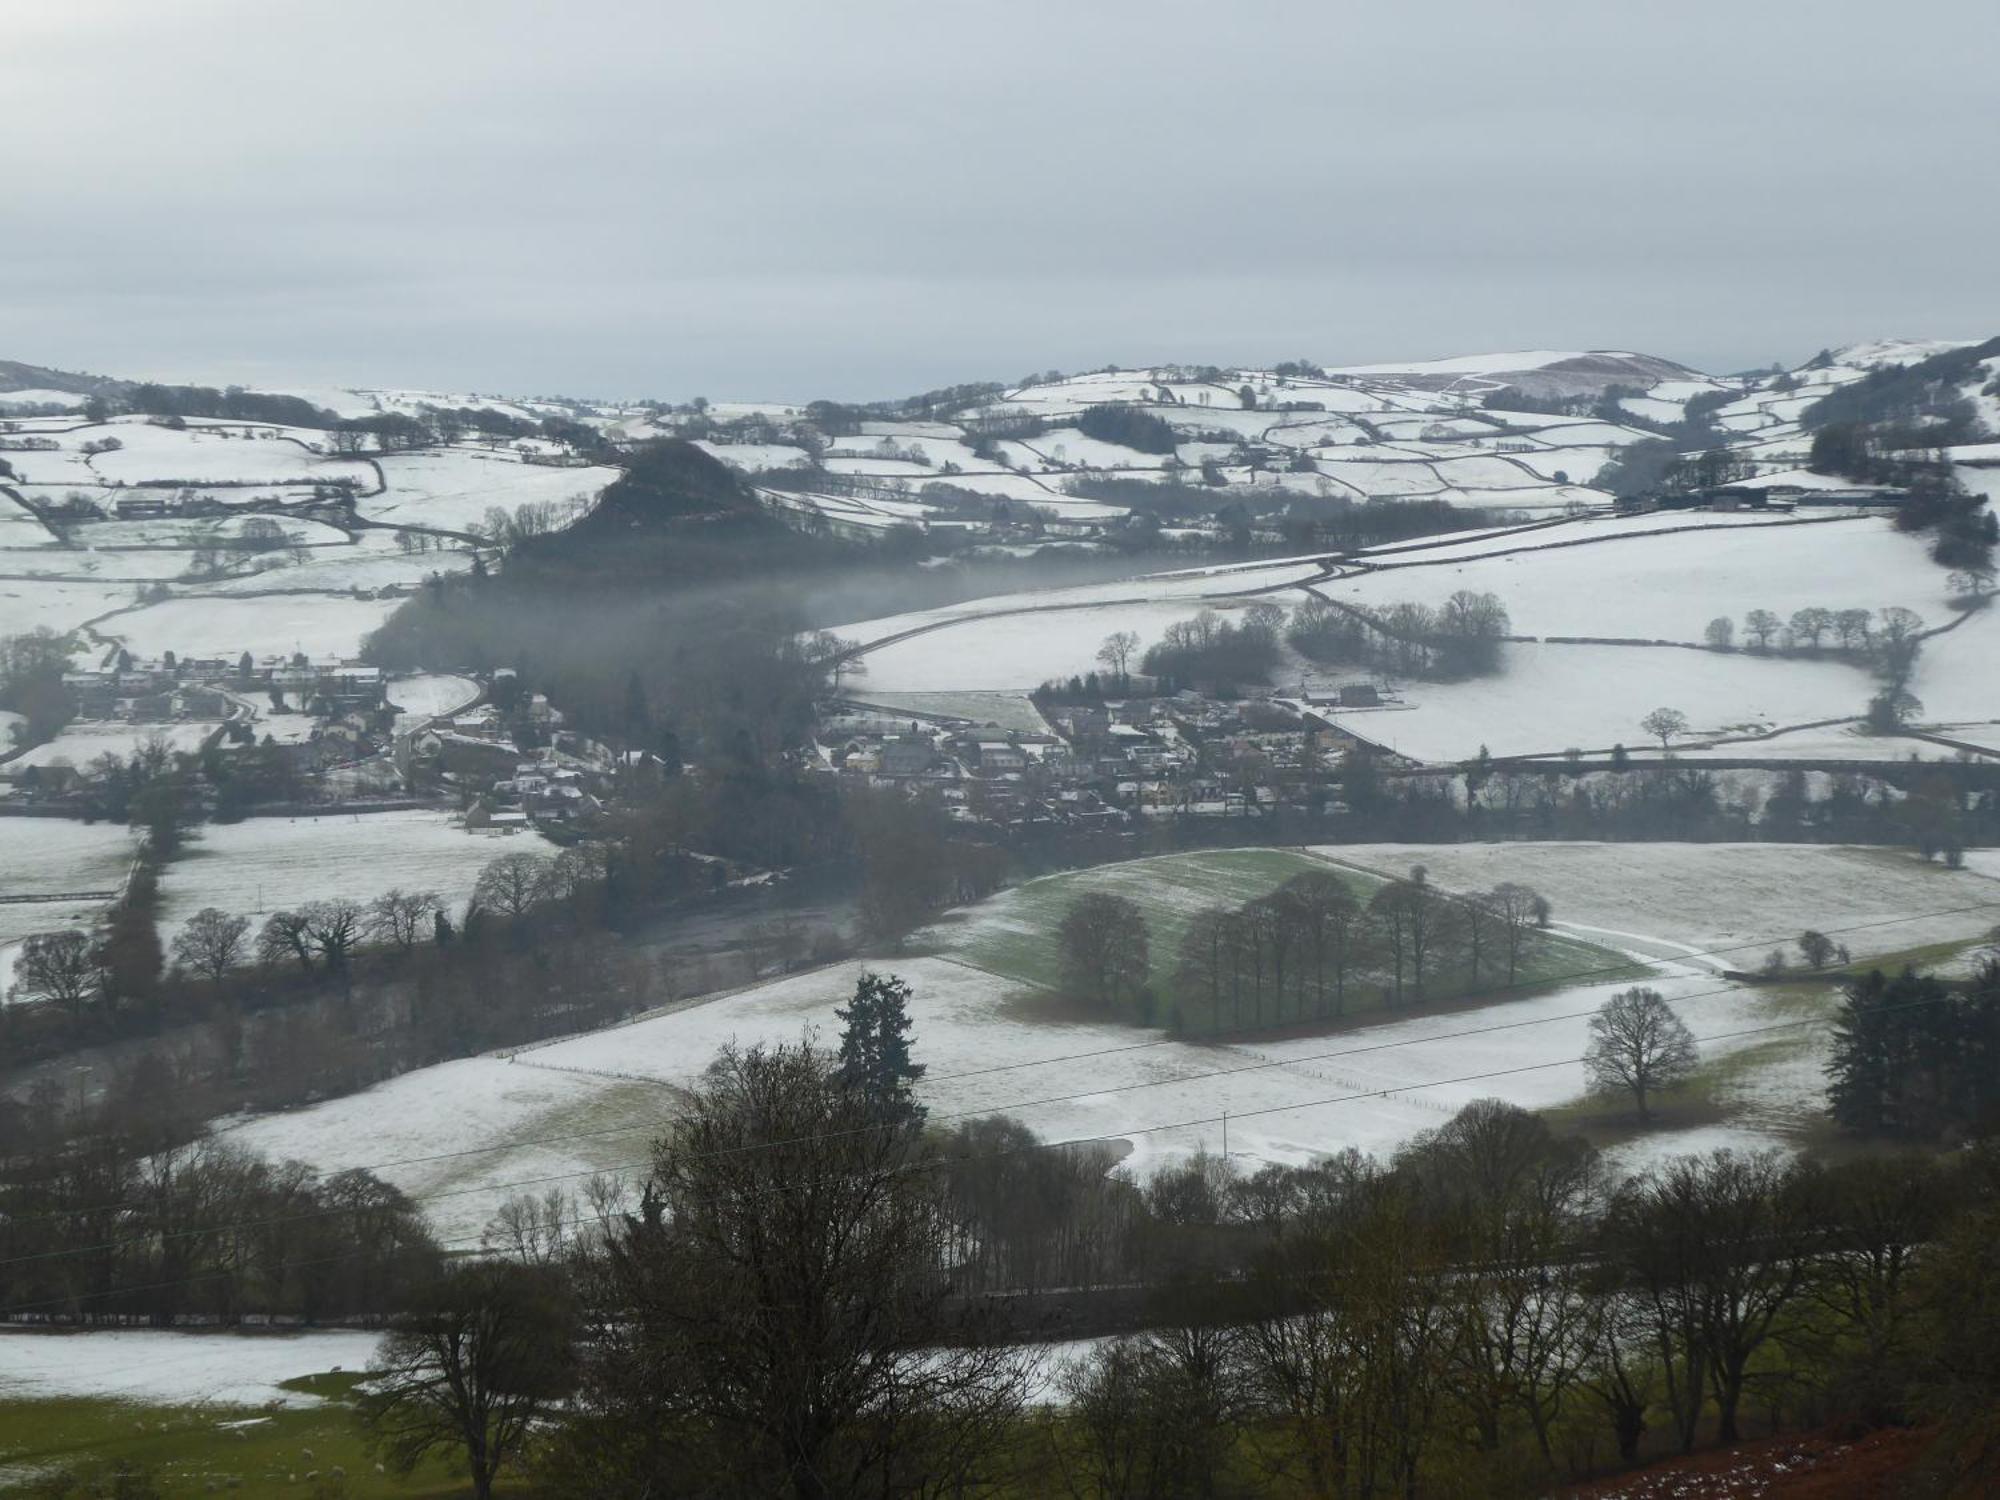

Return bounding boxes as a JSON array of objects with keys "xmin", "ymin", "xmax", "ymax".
[
  {"xmin": 7, "ymin": 894, "xmax": 1995, "ymax": 1238},
  {"xmin": 0, "ymin": 947, "xmax": 1981, "ymax": 1281},
  {"xmin": 219, "ymin": 894, "xmax": 2000, "ymax": 1179},
  {"xmin": 0, "ymin": 988, "xmax": 1975, "ymax": 1319}
]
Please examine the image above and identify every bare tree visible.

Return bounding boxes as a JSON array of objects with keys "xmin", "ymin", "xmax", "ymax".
[
  {"xmin": 1743, "ymin": 609, "xmax": 1781, "ymax": 650},
  {"xmin": 169, "ymin": 908, "xmax": 249, "ymax": 985},
  {"xmin": 10, "ymin": 930, "xmax": 97, "ymax": 1017},
  {"xmin": 362, "ymin": 1262, "xmax": 575, "ymax": 1500},
  {"xmin": 1272, "ymin": 869, "xmax": 1365, "ymax": 1018},
  {"xmin": 1789, "ymin": 606, "xmax": 1833, "ymax": 650},
  {"xmin": 371, "ymin": 888, "xmax": 441, "ymax": 953},
  {"xmin": 302, "ymin": 898, "xmax": 366, "ymax": 971},
  {"xmin": 1833, "ymin": 607, "xmax": 1873, "ymax": 651},
  {"xmin": 474, "ymin": 851, "xmax": 553, "ymax": 923},
  {"xmin": 1367, "ymin": 871, "xmax": 1457, "ymax": 1005},
  {"xmin": 1639, "ymin": 706, "xmax": 1690, "ymax": 754},
  {"xmin": 1875, "ymin": 605, "xmax": 1926, "ymax": 681},
  {"xmin": 1584, "ymin": 987, "xmax": 1699, "ymax": 1121},
  {"xmin": 257, "ymin": 909, "xmax": 316, "ymax": 972},
  {"xmin": 1487, "ymin": 882, "xmax": 1548, "ymax": 986},
  {"xmin": 558, "ymin": 1039, "xmax": 1028, "ymax": 1497},
  {"xmin": 1604, "ymin": 1151, "xmax": 1814, "ymax": 1446},
  {"xmin": 1095, "ymin": 629, "xmax": 1141, "ymax": 679},
  {"xmin": 1059, "ymin": 892, "xmax": 1151, "ymax": 1016},
  {"xmin": 1704, "ymin": 616, "xmax": 1735, "ymax": 650}
]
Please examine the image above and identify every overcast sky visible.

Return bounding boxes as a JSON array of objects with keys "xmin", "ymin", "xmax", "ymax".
[{"xmin": 5, "ymin": 0, "xmax": 1997, "ymax": 402}]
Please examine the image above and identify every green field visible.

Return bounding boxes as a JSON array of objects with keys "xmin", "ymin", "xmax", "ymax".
[
  {"xmin": 0, "ymin": 1374, "xmax": 476, "ymax": 1498},
  {"xmin": 919, "ymin": 847, "xmax": 1638, "ymax": 1030}
]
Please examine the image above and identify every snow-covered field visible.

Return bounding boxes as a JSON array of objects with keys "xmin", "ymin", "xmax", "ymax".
[
  {"xmin": 2, "ymin": 719, "xmax": 221, "ymax": 770},
  {"xmin": 1324, "ymin": 516, "xmax": 1948, "ymax": 642},
  {"xmin": 8, "ymin": 422, "xmax": 376, "ymax": 490},
  {"xmin": 1677, "ymin": 723, "xmax": 1978, "ymax": 762},
  {"xmin": 97, "ymin": 593, "xmax": 404, "ymax": 659},
  {"xmin": 360, "ymin": 450, "xmax": 617, "ymax": 532},
  {"xmin": 833, "ymin": 556, "xmax": 1325, "ymax": 649},
  {"xmin": 1903, "ymin": 604, "xmax": 2000, "ymax": 721},
  {"xmin": 188, "ymin": 545, "xmax": 478, "ymax": 595},
  {"xmin": 156, "ymin": 810, "xmax": 549, "ymax": 943},
  {"xmin": 0, "ymin": 818, "xmax": 140, "ymax": 999},
  {"xmin": 1328, "ymin": 642, "xmax": 1873, "ymax": 761},
  {"xmin": 1311, "ymin": 843, "xmax": 2000, "ymax": 968},
  {"xmin": 203, "ymin": 842, "xmax": 2000, "ymax": 1240},
  {"xmin": 0, "ymin": 578, "xmax": 145, "ymax": 642},
  {"xmin": 0, "ymin": 1330, "xmax": 382, "ymax": 1408},
  {"xmin": 855, "ymin": 601, "xmax": 1234, "ymax": 692}
]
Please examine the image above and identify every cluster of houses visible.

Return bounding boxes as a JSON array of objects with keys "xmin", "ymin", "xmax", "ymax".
[
  {"xmin": 63, "ymin": 654, "xmax": 389, "ymax": 725},
  {"xmin": 405, "ymin": 688, "xmax": 656, "ymax": 831},
  {"xmin": 818, "ymin": 685, "xmax": 1393, "ymax": 828}
]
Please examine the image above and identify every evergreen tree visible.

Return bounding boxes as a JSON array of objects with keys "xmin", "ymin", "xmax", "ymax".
[
  {"xmin": 1828, "ymin": 965, "xmax": 2000, "ymax": 1139},
  {"xmin": 835, "ymin": 971, "xmax": 926, "ymax": 1123}
]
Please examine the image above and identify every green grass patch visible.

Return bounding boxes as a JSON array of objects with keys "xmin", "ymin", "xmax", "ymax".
[
  {"xmin": 0, "ymin": 1378, "xmax": 476, "ymax": 1498},
  {"xmin": 921, "ymin": 847, "xmax": 1640, "ymax": 1034},
  {"xmin": 1545, "ymin": 935, "xmax": 1990, "ymax": 1159},
  {"xmin": 931, "ymin": 848, "xmax": 1347, "ymax": 991}
]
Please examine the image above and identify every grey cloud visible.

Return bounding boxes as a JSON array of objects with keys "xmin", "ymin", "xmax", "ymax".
[{"xmin": 3, "ymin": 0, "xmax": 1997, "ymax": 399}]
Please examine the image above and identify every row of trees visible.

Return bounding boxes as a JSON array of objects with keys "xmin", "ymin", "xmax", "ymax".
[
  {"xmin": 1056, "ymin": 868, "xmax": 1554, "ymax": 1032},
  {"xmin": 1140, "ymin": 603, "xmax": 1286, "ymax": 695},
  {"xmin": 0, "ymin": 1059, "xmax": 439, "ymax": 1324},
  {"xmin": 1287, "ymin": 589, "xmax": 1512, "ymax": 680},
  {"xmin": 346, "ymin": 982, "xmax": 2000, "ymax": 1500},
  {"xmin": 1702, "ymin": 602, "xmax": 1926, "ymax": 661}
]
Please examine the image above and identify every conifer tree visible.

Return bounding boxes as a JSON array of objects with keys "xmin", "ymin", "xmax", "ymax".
[{"xmin": 836, "ymin": 971, "xmax": 926, "ymax": 1123}]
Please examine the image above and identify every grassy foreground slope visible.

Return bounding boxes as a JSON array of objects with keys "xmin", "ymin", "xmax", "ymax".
[{"xmin": 0, "ymin": 1373, "xmax": 464, "ymax": 1498}]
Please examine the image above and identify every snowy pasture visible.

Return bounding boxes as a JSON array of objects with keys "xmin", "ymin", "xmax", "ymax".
[
  {"xmin": 0, "ymin": 578, "xmax": 146, "ymax": 642},
  {"xmin": 200, "ymin": 841, "xmax": 1999, "ymax": 1239},
  {"xmin": 1312, "ymin": 843, "xmax": 2000, "ymax": 970},
  {"xmin": 187, "ymin": 545, "xmax": 478, "ymax": 595},
  {"xmin": 1324, "ymin": 516, "xmax": 1948, "ymax": 642},
  {"xmin": 21, "ymin": 421, "xmax": 376, "ymax": 489},
  {"xmin": 833, "ymin": 556, "xmax": 1326, "ymax": 648},
  {"xmin": 360, "ymin": 451, "xmax": 618, "ymax": 532},
  {"xmin": 0, "ymin": 818, "xmax": 140, "ymax": 999},
  {"xmin": 156, "ymin": 810, "xmax": 550, "ymax": 945},
  {"xmin": 98, "ymin": 593, "xmax": 404, "ymax": 659},
  {"xmin": 3, "ymin": 720, "xmax": 221, "ymax": 771},
  {"xmin": 855, "ymin": 601, "xmax": 1240, "ymax": 692},
  {"xmin": 221, "ymin": 952, "xmax": 1745, "ymax": 1242},
  {"xmin": 0, "ymin": 1329, "xmax": 384, "ymax": 1408},
  {"xmin": 217, "ymin": 1056, "xmax": 668, "ymax": 1245},
  {"xmin": 1327, "ymin": 642, "xmax": 1873, "ymax": 762}
]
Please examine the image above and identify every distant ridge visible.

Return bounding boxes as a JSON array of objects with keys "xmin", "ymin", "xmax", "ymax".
[
  {"xmin": 0, "ymin": 357, "xmax": 126, "ymax": 398},
  {"xmin": 1325, "ymin": 349, "xmax": 1702, "ymax": 399}
]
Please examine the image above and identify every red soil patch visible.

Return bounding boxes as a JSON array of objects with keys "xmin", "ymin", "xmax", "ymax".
[{"xmin": 1556, "ymin": 1424, "xmax": 1933, "ymax": 1499}]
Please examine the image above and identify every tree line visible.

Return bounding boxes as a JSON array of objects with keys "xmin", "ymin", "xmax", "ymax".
[
  {"xmin": 15, "ymin": 960, "xmax": 2000, "ymax": 1496},
  {"xmin": 1056, "ymin": 867, "xmax": 1555, "ymax": 1032},
  {"xmin": 1287, "ymin": 589, "xmax": 1511, "ymax": 680},
  {"xmin": 1141, "ymin": 604, "xmax": 1286, "ymax": 695},
  {"xmin": 345, "ymin": 966, "xmax": 2000, "ymax": 1496}
]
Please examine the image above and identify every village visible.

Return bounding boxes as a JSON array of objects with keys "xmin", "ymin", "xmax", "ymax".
[
  {"xmin": 0, "ymin": 650, "xmax": 657, "ymax": 838},
  {"xmin": 815, "ymin": 681, "xmax": 1392, "ymax": 830}
]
